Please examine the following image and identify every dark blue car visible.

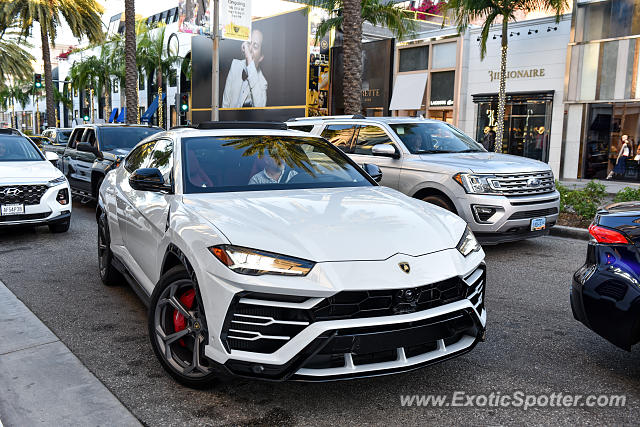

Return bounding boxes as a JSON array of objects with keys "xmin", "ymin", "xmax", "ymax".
[{"xmin": 571, "ymin": 201, "xmax": 640, "ymax": 350}]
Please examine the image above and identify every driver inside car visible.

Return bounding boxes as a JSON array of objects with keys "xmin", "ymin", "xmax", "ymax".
[{"xmin": 248, "ymin": 154, "xmax": 298, "ymax": 185}]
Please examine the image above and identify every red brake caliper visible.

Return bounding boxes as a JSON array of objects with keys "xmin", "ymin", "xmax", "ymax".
[{"xmin": 172, "ymin": 288, "xmax": 196, "ymax": 347}]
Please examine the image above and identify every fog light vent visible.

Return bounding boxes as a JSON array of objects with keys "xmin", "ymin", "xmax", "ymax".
[
  {"xmin": 472, "ymin": 205, "xmax": 497, "ymax": 223},
  {"xmin": 56, "ymin": 189, "xmax": 69, "ymax": 205}
]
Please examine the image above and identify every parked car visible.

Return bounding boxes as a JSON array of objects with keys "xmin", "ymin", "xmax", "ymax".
[
  {"xmin": 97, "ymin": 121, "xmax": 487, "ymax": 387},
  {"xmin": 43, "ymin": 124, "xmax": 162, "ymax": 199},
  {"xmin": 571, "ymin": 202, "xmax": 640, "ymax": 351},
  {"xmin": 41, "ymin": 128, "xmax": 73, "ymax": 156},
  {"xmin": 28, "ymin": 135, "xmax": 53, "ymax": 150},
  {"xmin": 287, "ymin": 116, "xmax": 560, "ymax": 244},
  {"xmin": 0, "ymin": 132, "xmax": 71, "ymax": 232}
]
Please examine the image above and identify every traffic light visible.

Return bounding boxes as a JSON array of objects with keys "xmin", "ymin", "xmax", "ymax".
[
  {"xmin": 34, "ymin": 73, "xmax": 42, "ymax": 89},
  {"xmin": 82, "ymin": 110, "xmax": 89, "ymax": 121},
  {"xmin": 180, "ymin": 93, "xmax": 189, "ymax": 112}
]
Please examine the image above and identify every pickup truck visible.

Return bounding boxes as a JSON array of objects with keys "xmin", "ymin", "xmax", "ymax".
[{"xmin": 44, "ymin": 124, "xmax": 162, "ymax": 199}]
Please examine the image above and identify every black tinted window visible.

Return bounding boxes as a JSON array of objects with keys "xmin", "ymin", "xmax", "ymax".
[
  {"xmin": 148, "ymin": 139, "xmax": 173, "ymax": 183},
  {"xmin": 125, "ymin": 141, "xmax": 156, "ymax": 172},
  {"xmin": 288, "ymin": 125, "xmax": 313, "ymax": 133},
  {"xmin": 354, "ymin": 126, "xmax": 394, "ymax": 155},
  {"xmin": 0, "ymin": 136, "xmax": 44, "ymax": 161},
  {"xmin": 320, "ymin": 124, "xmax": 357, "ymax": 153},
  {"xmin": 99, "ymin": 127, "xmax": 162, "ymax": 152},
  {"xmin": 68, "ymin": 128, "xmax": 83, "ymax": 148}
]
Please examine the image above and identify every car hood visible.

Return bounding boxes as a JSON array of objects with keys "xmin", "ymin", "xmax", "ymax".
[
  {"xmin": 0, "ymin": 161, "xmax": 62, "ymax": 184},
  {"xmin": 182, "ymin": 187, "xmax": 467, "ymax": 262},
  {"xmin": 416, "ymin": 152, "xmax": 550, "ymax": 174}
]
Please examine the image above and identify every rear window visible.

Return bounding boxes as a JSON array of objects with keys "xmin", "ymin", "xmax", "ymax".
[
  {"xmin": 99, "ymin": 127, "xmax": 162, "ymax": 152},
  {"xmin": 57, "ymin": 130, "xmax": 72, "ymax": 144}
]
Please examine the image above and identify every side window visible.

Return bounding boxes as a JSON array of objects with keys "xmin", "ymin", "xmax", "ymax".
[
  {"xmin": 320, "ymin": 124, "xmax": 358, "ymax": 153},
  {"xmin": 84, "ymin": 129, "xmax": 97, "ymax": 146},
  {"xmin": 68, "ymin": 128, "xmax": 83, "ymax": 149},
  {"xmin": 147, "ymin": 139, "xmax": 173, "ymax": 184},
  {"xmin": 288, "ymin": 125, "xmax": 314, "ymax": 133},
  {"xmin": 354, "ymin": 125, "xmax": 394, "ymax": 155},
  {"xmin": 125, "ymin": 141, "xmax": 157, "ymax": 173}
]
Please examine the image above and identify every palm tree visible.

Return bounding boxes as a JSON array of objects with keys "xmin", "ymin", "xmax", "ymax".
[
  {"xmin": 69, "ymin": 57, "xmax": 100, "ymax": 121},
  {"xmin": 0, "ymin": 82, "xmax": 31, "ymax": 128},
  {"xmin": 0, "ymin": 0, "xmax": 104, "ymax": 130},
  {"xmin": 137, "ymin": 22, "xmax": 180, "ymax": 128},
  {"xmin": 443, "ymin": 0, "xmax": 567, "ymax": 152},
  {"xmin": 309, "ymin": 0, "xmax": 416, "ymax": 115},
  {"xmin": 125, "ymin": 0, "xmax": 138, "ymax": 124},
  {"xmin": 0, "ymin": 30, "xmax": 35, "ymax": 82}
]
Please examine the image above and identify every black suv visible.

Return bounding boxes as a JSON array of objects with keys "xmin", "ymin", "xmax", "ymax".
[{"xmin": 46, "ymin": 124, "xmax": 162, "ymax": 199}]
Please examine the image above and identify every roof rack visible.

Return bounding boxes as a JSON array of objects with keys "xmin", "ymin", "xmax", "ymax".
[
  {"xmin": 286, "ymin": 115, "xmax": 365, "ymax": 122},
  {"xmin": 195, "ymin": 121, "xmax": 288, "ymax": 130}
]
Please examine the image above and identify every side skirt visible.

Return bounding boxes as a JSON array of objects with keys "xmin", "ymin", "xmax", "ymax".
[{"xmin": 111, "ymin": 255, "xmax": 151, "ymax": 307}]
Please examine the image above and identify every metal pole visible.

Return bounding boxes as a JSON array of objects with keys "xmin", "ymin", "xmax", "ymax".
[{"xmin": 211, "ymin": 0, "xmax": 219, "ymax": 121}]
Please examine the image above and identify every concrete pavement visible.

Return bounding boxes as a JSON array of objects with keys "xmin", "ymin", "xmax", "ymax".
[{"xmin": 0, "ymin": 280, "xmax": 140, "ymax": 426}]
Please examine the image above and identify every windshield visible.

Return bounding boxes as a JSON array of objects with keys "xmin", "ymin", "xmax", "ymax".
[
  {"xmin": 182, "ymin": 136, "xmax": 374, "ymax": 194},
  {"xmin": 0, "ymin": 136, "xmax": 44, "ymax": 162},
  {"xmin": 100, "ymin": 127, "xmax": 162, "ymax": 152},
  {"xmin": 390, "ymin": 122, "xmax": 485, "ymax": 154},
  {"xmin": 57, "ymin": 130, "xmax": 71, "ymax": 144}
]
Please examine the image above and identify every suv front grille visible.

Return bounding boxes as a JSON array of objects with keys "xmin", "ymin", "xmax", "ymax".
[
  {"xmin": 0, "ymin": 185, "xmax": 48, "ymax": 206},
  {"xmin": 491, "ymin": 171, "xmax": 555, "ymax": 196},
  {"xmin": 221, "ymin": 266, "xmax": 486, "ymax": 355}
]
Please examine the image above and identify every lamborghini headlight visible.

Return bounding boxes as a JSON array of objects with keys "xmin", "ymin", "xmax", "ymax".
[
  {"xmin": 457, "ymin": 226, "xmax": 481, "ymax": 257},
  {"xmin": 209, "ymin": 245, "xmax": 315, "ymax": 276},
  {"xmin": 453, "ymin": 173, "xmax": 502, "ymax": 195}
]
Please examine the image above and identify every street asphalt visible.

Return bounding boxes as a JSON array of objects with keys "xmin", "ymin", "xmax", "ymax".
[{"xmin": 0, "ymin": 200, "xmax": 639, "ymax": 426}]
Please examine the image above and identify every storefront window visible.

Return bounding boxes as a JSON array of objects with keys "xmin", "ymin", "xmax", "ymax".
[
  {"xmin": 575, "ymin": 0, "xmax": 640, "ymax": 42},
  {"xmin": 432, "ymin": 42, "xmax": 456, "ymax": 69},
  {"xmin": 430, "ymin": 71, "xmax": 454, "ymax": 107},
  {"xmin": 583, "ymin": 103, "xmax": 640, "ymax": 181},
  {"xmin": 398, "ymin": 46, "xmax": 428, "ymax": 72},
  {"xmin": 474, "ymin": 93, "xmax": 553, "ymax": 162}
]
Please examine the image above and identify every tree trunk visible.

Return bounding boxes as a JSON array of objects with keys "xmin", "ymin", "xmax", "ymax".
[
  {"xmin": 495, "ymin": 19, "xmax": 508, "ymax": 153},
  {"xmin": 40, "ymin": 25, "xmax": 57, "ymax": 129},
  {"xmin": 342, "ymin": 0, "xmax": 363, "ymax": 115},
  {"xmin": 125, "ymin": 0, "xmax": 138, "ymax": 124},
  {"xmin": 157, "ymin": 69, "xmax": 163, "ymax": 128}
]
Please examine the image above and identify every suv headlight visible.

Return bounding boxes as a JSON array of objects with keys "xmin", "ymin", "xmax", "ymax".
[
  {"xmin": 47, "ymin": 176, "xmax": 67, "ymax": 187},
  {"xmin": 457, "ymin": 226, "xmax": 481, "ymax": 256},
  {"xmin": 209, "ymin": 245, "xmax": 315, "ymax": 276},
  {"xmin": 453, "ymin": 173, "xmax": 501, "ymax": 195}
]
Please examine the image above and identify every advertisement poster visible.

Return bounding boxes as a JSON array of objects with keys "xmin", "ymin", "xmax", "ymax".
[
  {"xmin": 221, "ymin": 0, "xmax": 251, "ymax": 41},
  {"xmin": 307, "ymin": 9, "xmax": 330, "ymax": 117},
  {"xmin": 178, "ymin": 0, "xmax": 211, "ymax": 35},
  {"xmin": 218, "ymin": 7, "xmax": 308, "ymax": 121}
]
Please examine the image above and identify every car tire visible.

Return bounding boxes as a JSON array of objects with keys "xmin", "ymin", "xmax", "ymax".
[
  {"xmin": 148, "ymin": 265, "xmax": 218, "ymax": 389},
  {"xmin": 49, "ymin": 219, "xmax": 70, "ymax": 233},
  {"xmin": 98, "ymin": 210, "xmax": 123, "ymax": 286},
  {"xmin": 422, "ymin": 195, "xmax": 456, "ymax": 213}
]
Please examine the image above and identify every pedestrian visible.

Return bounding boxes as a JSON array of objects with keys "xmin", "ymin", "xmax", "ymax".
[{"xmin": 607, "ymin": 134, "xmax": 631, "ymax": 180}]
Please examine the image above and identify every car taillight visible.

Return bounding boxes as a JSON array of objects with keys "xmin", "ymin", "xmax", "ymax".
[{"xmin": 588, "ymin": 224, "xmax": 629, "ymax": 244}]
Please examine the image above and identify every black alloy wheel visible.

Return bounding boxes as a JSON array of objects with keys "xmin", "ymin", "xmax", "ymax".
[{"xmin": 148, "ymin": 266, "xmax": 217, "ymax": 388}]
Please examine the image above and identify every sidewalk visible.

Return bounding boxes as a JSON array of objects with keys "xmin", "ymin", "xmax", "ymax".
[
  {"xmin": 0, "ymin": 281, "xmax": 140, "ymax": 426},
  {"xmin": 559, "ymin": 178, "xmax": 640, "ymax": 195}
]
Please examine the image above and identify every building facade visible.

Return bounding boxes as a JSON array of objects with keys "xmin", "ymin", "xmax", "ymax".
[{"xmin": 563, "ymin": 0, "xmax": 640, "ymax": 182}]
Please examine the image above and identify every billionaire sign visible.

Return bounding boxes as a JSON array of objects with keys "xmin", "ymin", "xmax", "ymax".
[{"xmin": 489, "ymin": 68, "xmax": 546, "ymax": 82}]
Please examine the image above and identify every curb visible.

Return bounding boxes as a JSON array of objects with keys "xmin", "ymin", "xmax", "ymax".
[{"xmin": 550, "ymin": 225, "xmax": 589, "ymax": 241}]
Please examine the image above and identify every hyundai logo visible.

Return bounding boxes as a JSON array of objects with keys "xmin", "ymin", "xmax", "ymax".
[
  {"xmin": 526, "ymin": 178, "xmax": 541, "ymax": 188},
  {"xmin": 0, "ymin": 187, "xmax": 22, "ymax": 197},
  {"xmin": 395, "ymin": 288, "xmax": 417, "ymax": 302}
]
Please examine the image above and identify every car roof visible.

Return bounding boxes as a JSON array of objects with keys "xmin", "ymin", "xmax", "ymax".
[
  {"xmin": 166, "ymin": 127, "xmax": 325, "ymax": 139},
  {"xmin": 74, "ymin": 124, "xmax": 162, "ymax": 129},
  {"xmin": 286, "ymin": 116, "xmax": 445, "ymax": 126}
]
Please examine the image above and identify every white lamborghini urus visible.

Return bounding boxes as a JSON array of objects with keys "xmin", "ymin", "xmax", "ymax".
[{"xmin": 97, "ymin": 122, "xmax": 486, "ymax": 387}]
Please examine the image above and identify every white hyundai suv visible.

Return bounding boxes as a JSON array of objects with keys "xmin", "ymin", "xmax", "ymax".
[
  {"xmin": 0, "ymin": 131, "xmax": 71, "ymax": 232},
  {"xmin": 97, "ymin": 122, "xmax": 486, "ymax": 387}
]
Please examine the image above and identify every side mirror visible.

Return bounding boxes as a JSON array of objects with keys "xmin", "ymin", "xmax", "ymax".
[
  {"xmin": 363, "ymin": 163, "xmax": 383, "ymax": 182},
  {"xmin": 129, "ymin": 168, "xmax": 171, "ymax": 192},
  {"xmin": 371, "ymin": 144, "xmax": 398, "ymax": 158},
  {"xmin": 45, "ymin": 151, "xmax": 59, "ymax": 165},
  {"xmin": 76, "ymin": 141, "xmax": 101, "ymax": 158}
]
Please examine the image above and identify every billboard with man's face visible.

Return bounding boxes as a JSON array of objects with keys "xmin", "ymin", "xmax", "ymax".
[{"xmin": 190, "ymin": 8, "xmax": 315, "ymax": 123}]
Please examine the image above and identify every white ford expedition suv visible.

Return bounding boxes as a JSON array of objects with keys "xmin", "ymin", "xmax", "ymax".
[{"xmin": 288, "ymin": 116, "xmax": 560, "ymax": 244}]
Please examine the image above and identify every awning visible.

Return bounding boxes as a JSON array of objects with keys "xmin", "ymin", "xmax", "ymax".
[
  {"xmin": 141, "ymin": 93, "xmax": 166, "ymax": 123},
  {"xmin": 116, "ymin": 107, "xmax": 126, "ymax": 123},
  {"xmin": 108, "ymin": 108, "xmax": 118, "ymax": 123},
  {"xmin": 389, "ymin": 72, "xmax": 428, "ymax": 111}
]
